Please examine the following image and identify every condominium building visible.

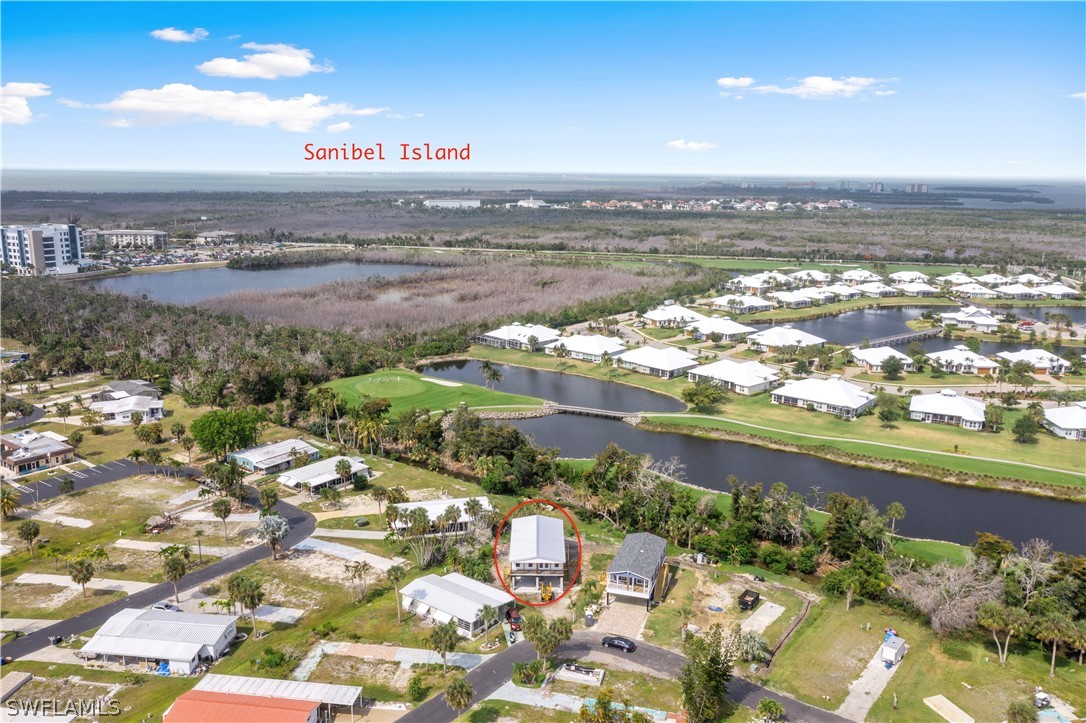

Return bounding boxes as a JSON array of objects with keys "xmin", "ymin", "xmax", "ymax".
[
  {"xmin": 98, "ymin": 229, "xmax": 168, "ymax": 249},
  {"xmin": 1, "ymin": 224, "xmax": 84, "ymax": 275}
]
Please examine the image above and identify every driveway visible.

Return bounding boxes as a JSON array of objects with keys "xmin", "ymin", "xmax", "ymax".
[
  {"xmin": 836, "ymin": 647, "xmax": 903, "ymax": 721},
  {"xmin": 595, "ymin": 598, "xmax": 649, "ymax": 639}
]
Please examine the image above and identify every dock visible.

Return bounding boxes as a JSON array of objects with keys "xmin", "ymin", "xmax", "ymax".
[
  {"xmin": 552, "ymin": 404, "xmax": 633, "ymax": 420},
  {"xmin": 859, "ymin": 326, "xmax": 944, "ymax": 348}
]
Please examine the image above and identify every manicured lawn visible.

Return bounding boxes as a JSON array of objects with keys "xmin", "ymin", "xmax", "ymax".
[
  {"xmin": 853, "ymin": 372, "xmax": 999, "ymax": 387},
  {"xmin": 323, "ymin": 368, "xmax": 543, "ymax": 415},
  {"xmin": 550, "ymin": 669, "xmax": 683, "ymax": 713},
  {"xmin": 634, "ymin": 326, "xmax": 686, "ymax": 341},
  {"xmin": 643, "ymin": 566, "xmax": 697, "ymax": 648},
  {"xmin": 891, "ymin": 537, "xmax": 969, "ymax": 565}
]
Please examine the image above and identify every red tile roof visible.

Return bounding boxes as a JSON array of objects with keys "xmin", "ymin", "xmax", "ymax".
[{"xmin": 164, "ymin": 690, "xmax": 318, "ymax": 723}]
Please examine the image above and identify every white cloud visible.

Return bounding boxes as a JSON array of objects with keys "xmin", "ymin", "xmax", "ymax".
[
  {"xmin": 88, "ymin": 83, "xmax": 387, "ymax": 132},
  {"xmin": 327, "ymin": 121, "xmax": 351, "ymax": 133},
  {"xmin": 666, "ymin": 139, "xmax": 717, "ymax": 152},
  {"xmin": 414, "ymin": 112, "xmax": 425, "ymax": 118},
  {"xmin": 716, "ymin": 77, "xmax": 755, "ymax": 88},
  {"xmin": 1069, "ymin": 92, "xmax": 1086, "ymax": 100},
  {"xmin": 150, "ymin": 27, "xmax": 209, "ymax": 43},
  {"xmin": 751, "ymin": 76, "xmax": 897, "ymax": 99},
  {"xmin": 874, "ymin": 90, "xmax": 897, "ymax": 96},
  {"xmin": 2, "ymin": 82, "xmax": 51, "ymax": 125},
  {"xmin": 387, "ymin": 112, "xmax": 407, "ymax": 120},
  {"xmin": 197, "ymin": 43, "xmax": 333, "ymax": 79}
]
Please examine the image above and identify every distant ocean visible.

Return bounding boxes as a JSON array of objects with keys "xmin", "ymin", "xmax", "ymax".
[{"xmin": 2, "ymin": 170, "xmax": 1084, "ymax": 209}]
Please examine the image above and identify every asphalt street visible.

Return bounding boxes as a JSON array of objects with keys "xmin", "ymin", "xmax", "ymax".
[{"xmin": 1, "ymin": 405, "xmax": 46, "ymax": 431}]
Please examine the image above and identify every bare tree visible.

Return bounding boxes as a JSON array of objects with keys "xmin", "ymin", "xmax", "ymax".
[
  {"xmin": 892, "ymin": 558, "xmax": 1003, "ymax": 634},
  {"xmin": 1007, "ymin": 538, "xmax": 1055, "ymax": 608}
]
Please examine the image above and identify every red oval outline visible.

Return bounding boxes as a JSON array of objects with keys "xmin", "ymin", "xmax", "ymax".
[{"xmin": 493, "ymin": 498, "xmax": 583, "ymax": 607}]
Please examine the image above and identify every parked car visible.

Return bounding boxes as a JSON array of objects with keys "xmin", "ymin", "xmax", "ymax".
[
  {"xmin": 506, "ymin": 608, "xmax": 522, "ymax": 631},
  {"xmin": 151, "ymin": 602, "xmax": 182, "ymax": 612},
  {"xmin": 602, "ymin": 636, "xmax": 637, "ymax": 653}
]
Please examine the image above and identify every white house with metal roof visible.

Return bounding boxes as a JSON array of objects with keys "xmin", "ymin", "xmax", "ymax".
[
  {"xmin": 895, "ymin": 281, "xmax": 939, "ymax": 297},
  {"xmin": 995, "ymin": 283, "xmax": 1045, "ymax": 300},
  {"xmin": 641, "ymin": 304, "xmax": 707, "ymax": 328},
  {"xmin": 1034, "ymin": 283, "xmax": 1079, "ymax": 299},
  {"xmin": 400, "ymin": 572, "xmax": 514, "ymax": 638},
  {"xmin": 615, "ymin": 346, "xmax": 698, "ymax": 378},
  {"xmin": 747, "ymin": 325, "xmax": 827, "ymax": 354},
  {"xmin": 509, "ymin": 515, "xmax": 567, "ymax": 592},
  {"xmin": 949, "ymin": 283, "xmax": 999, "ymax": 299},
  {"xmin": 796, "ymin": 287, "xmax": 839, "ymax": 304},
  {"xmin": 975, "ymin": 273, "xmax": 1012, "ymax": 285},
  {"xmin": 996, "ymin": 349, "xmax": 1072, "ymax": 376},
  {"xmin": 276, "ymin": 456, "xmax": 370, "ymax": 493},
  {"xmin": 926, "ymin": 346, "xmax": 999, "ymax": 375},
  {"xmin": 908, "ymin": 390, "xmax": 986, "ymax": 431},
  {"xmin": 788, "ymin": 269, "xmax": 832, "ymax": 284},
  {"xmin": 687, "ymin": 359, "xmax": 780, "ymax": 395},
  {"xmin": 606, "ymin": 532, "xmax": 668, "ymax": 608},
  {"xmin": 685, "ymin": 317, "xmax": 757, "ymax": 342},
  {"xmin": 855, "ymin": 281, "xmax": 899, "ymax": 298},
  {"xmin": 770, "ymin": 375, "xmax": 875, "ymax": 419},
  {"xmin": 888, "ymin": 271, "xmax": 930, "ymax": 283},
  {"xmin": 840, "ymin": 268, "xmax": 882, "ymax": 284},
  {"xmin": 940, "ymin": 306, "xmax": 1001, "ymax": 332},
  {"xmin": 390, "ymin": 496, "xmax": 493, "ymax": 534},
  {"xmin": 1015, "ymin": 273, "xmax": 1048, "ymax": 285},
  {"xmin": 475, "ymin": 323, "xmax": 561, "ymax": 351},
  {"xmin": 193, "ymin": 674, "xmax": 363, "ymax": 712},
  {"xmin": 89, "ymin": 394, "xmax": 165, "ymax": 425},
  {"xmin": 544, "ymin": 334, "xmax": 627, "ymax": 363},
  {"xmin": 851, "ymin": 346, "xmax": 916, "ymax": 373},
  {"xmin": 767, "ymin": 290, "xmax": 813, "ymax": 309},
  {"xmin": 935, "ymin": 272, "xmax": 976, "ymax": 286},
  {"xmin": 709, "ymin": 294, "xmax": 773, "ymax": 314},
  {"xmin": 1043, "ymin": 402, "xmax": 1086, "ymax": 441},
  {"xmin": 822, "ymin": 283, "xmax": 862, "ymax": 300},
  {"xmin": 227, "ymin": 439, "xmax": 321, "ymax": 474},
  {"xmin": 81, "ymin": 609, "xmax": 237, "ymax": 674}
]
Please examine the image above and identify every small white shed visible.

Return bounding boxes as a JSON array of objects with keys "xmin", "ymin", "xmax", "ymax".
[{"xmin": 881, "ymin": 634, "xmax": 908, "ymax": 665}]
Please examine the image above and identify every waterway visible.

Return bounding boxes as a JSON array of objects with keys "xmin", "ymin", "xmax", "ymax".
[
  {"xmin": 81, "ymin": 261, "xmax": 431, "ymax": 304},
  {"xmin": 423, "ymin": 360, "xmax": 1085, "ymax": 553},
  {"xmin": 750, "ymin": 306, "xmax": 931, "ymax": 346}
]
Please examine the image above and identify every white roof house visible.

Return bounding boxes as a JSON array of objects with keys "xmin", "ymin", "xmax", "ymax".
[
  {"xmin": 855, "ymin": 281, "xmax": 899, "ymax": 298},
  {"xmin": 940, "ymin": 305, "xmax": 1001, "ymax": 331},
  {"xmin": 895, "ymin": 281, "xmax": 939, "ymax": 297},
  {"xmin": 642, "ymin": 304, "xmax": 707, "ymax": 327},
  {"xmin": 82, "ymin": 609, "xmax": 238, "ymax": 674},
  {"xmin": 390, "ymin": 496, "xmax": 493, "ymax": 532},
  {"xmin": 926, "ymin": 346, "xmax": 999, "ymax": 374},
  {"xmin": 89, "ymin": 395, "xmax": 165, "ymax": 424},
  {"xmin": 687, "ymin": 359, "xmax": 780, "ymax": 395},
  {"xmin": 544, "ymin": 334, "xmax": 627, "ymax": 362},
  {"xmin": 950, "ymin": 283, "xmax": 998, "ymax": 298},
  {"xmin": 1043, "ymin": 401, "xmax": 1086, "ymax": 441},
  {"xmin": 747, "ymin": 325, "xmax": 827, "ymax": 352},
  {"xmin": 685, "ymin": 317, "xmax": 757, "ymax": 341},
  {"xmin": 193, "ymin": 674, "xmax": 362, "ymax": 708},
  {"xmin": 616, "ymin": 345, "xmax": 699, "ymax": 378},
  {"xmin": 510, "ymin": 515, "xmax": 566, "ymax": 565},
  {"xmin": 228, "ymin": 439, "xmax": 321, "ymax": 473},
  {"xmin": 822, "ymin": 283, "xmax": 862, "ymax": 300},
  {"xmin": 796, "ymin": 287, "xmax": 839, "ymax": 303},
  {"xmin": 975, "ymin": 273, "xmax": 1012, "ymax": 285},
  {"xmin": 789, "ymin": 269, "xmax": 832, "ymax": 284},
  {"xmin": 770, "ymin": 375, "xmax": 875, "ymax": 419},
  {"xmin": 888, "ymin": 271, "xmax": 930, "ymax": 283},
  {"xmin": 936, "ymin": 272, "xmax": 976, "ymax": 286},
  {"xmin": 400, "ymin": 572, "xmax": 514, "ymax": 638},
  {"xmin": 996, "ymin": 349, "xmax": 1072, "ymax": 375},
  {"xmin": 1015, "ymin": 273, "xmax": 1048, "ymax": 285},
  {"xmin": 276, "ymin": 456, "xmax": 370, "ymax": 492},
  {"xmin": 767, "ymin": 290, "xmax": 813, "ymax": 308},
  {"xmin": 709, "ymin": 294, "xmax": 773, "ymax": 314},
  {"xmin": 476, "ymin": 323, "xmax": 561, "ymax": 351},
  {"xmin": 728, "ymin": 275, "xmax": 770, "ymax": 292},
  {"xmin": 909, "ymin": 389, "xmax": 986, "ymax": 430},
  {"xmin": 851, "ymin": 346, "xmax": 916, "ymax": 373},
  {"xmin": 840, "ymin": 269, "xmax": 882, "ymax": 284},
  {"xmin": 1034, "ymin": 283, "xmax": 1079, "ymax": 299},
  {"xmin": 995, "ymin": 283, "xmax": 1044, "ymax": 300}
]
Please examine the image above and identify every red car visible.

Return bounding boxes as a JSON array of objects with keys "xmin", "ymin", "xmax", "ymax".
[{"xmin": 506, "ymin": 608, "xmax": 522, "ymax": 631}]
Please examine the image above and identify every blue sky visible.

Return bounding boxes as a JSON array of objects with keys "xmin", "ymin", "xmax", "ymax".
[{"xmin": 2, "ymin": 2, "xmax": 1083, "ymax": 178}]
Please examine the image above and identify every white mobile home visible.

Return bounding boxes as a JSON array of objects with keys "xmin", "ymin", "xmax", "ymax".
[
  {"xmin": 81, "ymin": 609, "xmax": 237, "ymax": 674},
  {"xmin": 276, "ymin": 456, "xmax": 370, "ymax": 493},
  {"xmin": 400, "ymin": 572, "xmax": 514, "ymax": 638}
]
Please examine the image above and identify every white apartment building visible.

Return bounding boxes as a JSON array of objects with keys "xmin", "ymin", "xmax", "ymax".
[
  {"xmin": 1, "ymin": 224, "xmax": 84, "ymax": 275},
  {"xmin": 99, "ymin": 229, "xmax": 169, "ymax": 249}
]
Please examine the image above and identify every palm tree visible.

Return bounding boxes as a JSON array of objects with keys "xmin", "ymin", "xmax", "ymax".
[
  {"xmin": 163, "ymin": 554, "xmax": 187, "ymax": 603},
  {"xmin": 210, "ymin": 498, "xmax": 232, "ymax": 540},
  {"xmin": 335, "ymin": 458, "xmax": 353, "ymax": 488},
  {"xmin": 193, "ymin": 529, "xmax": 205, "ymax": 563},
  {"xmin": 180, "ymin": 435, "xmax": 196, "ymax": 463},
  {"xmin": 259, "ymin": 486, "xmax": 279, "ymax": 513},
  {"xmin": 479, "ymin": 360, "xmax": 502, "ymax": 390},
  {"xmin": 478, "ymin": 604, "xmax": 498, "ymax": 645},
  {"xmin": 678, "ymin": 605, "xmax": 694, "ymax": 642},
  {"xmin": 385, "ymin": 564, "xmax": 407, "ymax": 623},
  {"xmin": 67, "ymin": 558, "xmax": 95, "ymax": 598},
  {"xmin": 371, "ymin": 485, "xmax": 389, "ymax": 526},
  {"xmin": 127, "ymin": 448, "xmax": 144, "ymax": 474},
  {"xmin": 1, "ymin": 487, "xmax": 22, "ymax": 519},
  {"xmin": 429, "ymin": 621, "xmax": 459, "ymax": 674},
  {"xmin": 885, "ymin": 501, "xmax": 906, "ymax": 537},
  {"xmin": 1035, "ymin": 612, "xmax": 1074, "ymax": 677},
  {"xmin": 144, "ymin": 447, "xmax": 163, "ymax": 473},
  {"xmin": 445, "ymin": 676, "xmax": 474, "ymax": 723}
]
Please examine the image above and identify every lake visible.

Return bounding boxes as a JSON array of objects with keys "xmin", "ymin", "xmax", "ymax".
[
  {"xmin": 423, "ymin": 360, "xmax": 1085, "ymax": 553},
  {"xmin": 82, "ymin": 261, "xmax": 431, "ymax": 305},
  {"xmin": 1004, "ymin": 306, "xmax": 1086, "ymax": 325},
  {"xmin": 750, "ymin": 306, "xmax": 933, "ymax": 345}
]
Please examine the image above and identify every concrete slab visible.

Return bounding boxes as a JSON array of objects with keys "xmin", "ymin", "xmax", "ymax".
[
  {"xmin": 167, "ymin": 489, "xmax": 203, "ymax": 507},
  {"xmin": 487, "ymin": 680, "xmax": 582, "ymax": 712},
  {"xmin": 311, "ymin": 528, "xmax": 388, "ymax": 540},
  {"xmin": 113, "ymin": 538, "xmax": 243, "ymax": 558},
  {"xmin": 837, "ymin": 646, "xmax": 905, "ymax": 721},
  {"xmin": 253, "ymin": 604, "xmax": 305, "ymax": 624},
  {"xmin": 18, "ymin": 510, "xmax": 92, "ymax": 528},
  {"xmin": 14, "ymin": 572, "xmax": 154, "ymax": 594},
  {"xmin": 0, "ymin": 618, "xmax": 55, "ymax": 635},
  {"xmin": 292, "ymin": 537, "xmax": 406, "ymax": 572},
  {"xmin": 741, "ymin": 600, "xmax": 785, "ymax": 634},
  {"xmin": 0, "ymin": 672, "xmax": 32, "ymax": 703},
  {"xmin": 596, "ymin": 598, "xmax": 649, "ymax": 639},
  {"xmin": 923, "ymin": 695, "xmax": 975, "ymax": 723},
  {"xmin": 181, "ymin": 510, "xmax": 260, "ymax": 523}
]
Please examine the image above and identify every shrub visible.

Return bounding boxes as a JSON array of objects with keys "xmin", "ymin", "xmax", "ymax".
[
  {"xmin": 757, "ymin": 697, "xmax": 785, "ymax": 721},
  {"xmin": 201, "ymin": 584, "xmax": 221, "ymax": 596},
  {"xmin": 407, "ymin": 674, "xmax": 427, "ymax": 703},
  {"xmin": 352, "ymin": 476, "xmax": 369, "ymax": 492},
  {"xmin": 122, "ymin": 672, "xmax": 146, "ymax": 686},
  {"xmin": 1007, "ymin": 700, "xmax": 1038, "ymax": 723},
  {"xmin": 354, "ymin": 517, "xmax": 370, "ymax": 528}
]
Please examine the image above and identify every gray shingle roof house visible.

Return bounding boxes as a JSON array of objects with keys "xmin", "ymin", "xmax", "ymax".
[
  {"xmin": 606, "ymin": 532, "xmax": 668, "ymax": 607},
  {"xmin": 90, "ymin": 379, "xmax": 161, "ymax": 403}
]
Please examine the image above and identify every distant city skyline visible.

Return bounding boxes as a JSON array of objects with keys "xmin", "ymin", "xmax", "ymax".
[{"xmin": 2, "ymin": 2, "xmax": 1083, "ymax": 178}]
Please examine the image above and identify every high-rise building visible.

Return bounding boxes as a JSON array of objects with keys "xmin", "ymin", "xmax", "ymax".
[
  {"xmin": 905, "ymin": 184, "xmax": 929, "ymax": 194},
  {"xmin": 1, "ymin": 224, "xmax": 84, "ymax": 275},
  {"xmin": 868, "ymin": 182, "xmax": 884, "ymax": 193}
]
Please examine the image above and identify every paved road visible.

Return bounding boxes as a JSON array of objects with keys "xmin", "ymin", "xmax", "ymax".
[
  {"xmin": 1, "ymin": 405, "xmax": 45, "ymax": 431},
  {"xmin": 401, "ymin": 630, "xmax": 847, "ymax": 723},
  {"xmin": 1, "ymin": 475, "xmax": 316, "ymax": 660},
  {"xmin": 4, "ymin": 458, "xmax": 164, "ymax": 504}
]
